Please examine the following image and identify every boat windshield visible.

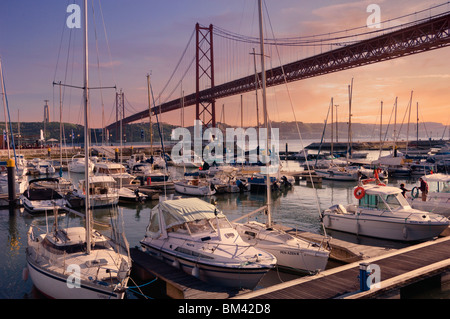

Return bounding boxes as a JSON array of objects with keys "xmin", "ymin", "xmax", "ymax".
[
  {"xmin": 186, "ymin": 219, "xmax": 215, "ymax": 235},
  {"xmin": 437, "ymin": 181, "xmax": 450, "ymax": 193},
  {"xmin": 360, "ymin": 193, "xmax": 408, "ymax": 210},
  {"xmin": 210, "ymin": 217, "xmax": 233, "ymax": 230},
  {"xmin": 379, "ymin": 193, "xmax": 408, "ymax": 210}
]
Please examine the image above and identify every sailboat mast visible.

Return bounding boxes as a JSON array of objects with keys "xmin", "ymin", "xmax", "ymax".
[
  {"xmin": 59, "ymin": 84, "xmax": 63, "ymax": 177},
  {"xmin": 0, "ymin": 59, "xmax": 11, "ymax": 158},
  {"xmin": 147, "ymin": 74, "xmax": 153, "ymax": 156},
  {"xmin": 258, "ymin": 0, "xmax": 271, "ymax": 227},
  {"xmin": 83, "ymin": 0, "xmax": 91, "ymax": 254}
]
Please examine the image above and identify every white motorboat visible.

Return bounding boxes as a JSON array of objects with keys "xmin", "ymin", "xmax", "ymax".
[
  {"xmin": 315, "ymin": 164, "xmax": 361, "ymax": 181},
  {"xmin": 25, "ymin": 0, "xmax": 131, "ymax": 299},
  {"xmin": 95, "ymin": 161, "xmax": 136, "ymax": 186},
  {"xmin": 322, "ymin": 180, "xmax": 450, "ymax": 241},
  {"xmin": 0, "ymin": 173, "xmax": 28, "ymax": 196},
  {"xmin": 118, "ymin": 187, "xmax": 147, "ymax": 202},
  {"xmin": 208, "ymin": 169, "xmax": 249, "ymax": 193},
  {"xmin": 76, "ymin": 175, "xmax": 119, "ymax": 208},
  {"xmin": 68, "ymin": 153, "xmax": 94, "ymax": 173},
  {"xmin": 20, "ymin": 178, "xmax": 67, "ymax": 214},
  {"xmin": 174, "ymin": 178, "xmax": 216, "ymax": 196},
  {"xmin": 408, "ymin": 173, "xmax": 450, "ymax": 217},
  {"xmin": 140, "ymin": 198, "xmax": 276, "ymax": 289},
  {"xmin": 30, "ymin": 159, "xmax": 56, "ymax": 175}
]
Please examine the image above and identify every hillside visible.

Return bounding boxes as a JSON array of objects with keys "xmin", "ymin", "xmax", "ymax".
[{"xmin": 0, "ymin": 120, "xmax": 446, "ymax": 145}]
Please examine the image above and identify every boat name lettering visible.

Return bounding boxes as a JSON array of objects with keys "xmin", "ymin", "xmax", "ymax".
[{"xmin": 280, "ymin": 250, "xmax": 299, "ymax": 256}]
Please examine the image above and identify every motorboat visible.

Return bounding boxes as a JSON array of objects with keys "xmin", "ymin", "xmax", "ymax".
[
  {"xmin": 139, "ymin": 197, "xmax": 276, "ymax": 289},
  {"xmin": 321, "ymin": 180, "xmax": 450, "ymax": 241},
  {"xmin": 131, "ymin": 163, "xmax": 174, "ymax": 190},
  {"xmin": 0, "ymin": 173, "xmax": 28, "ymax": 196},
  {"xmin": 94, "ymin": 161, "xmax": 136, "ymax": 186},
  {"xmin": 76, "ymin": 175, "xmax": 119, "ymax": 208},
  {"xmin": 408, "ymin": 173, "xmax": 450, "ymax": 217},
  {"xmin": 29, "ymin": 159, "xmax": 56, "ymax": 175},
  {"xmin": 20, "ymin": 178, "xmax": 68, "ymax": 214},
  {"xmin": 234, "ymin": 207, "xmax": 330, "ymax": 274},
  {"xmin": 174, "ymin": 178, "xmax": 216, "ymax": 196},
  {"xmin": 208, "ymin": 169, "xmax": 249, "ymax": 193},
  {"xmin": 315, "ymin": 164, "xmax": 361, "ymax": 181},
  {"xmin": 118, "ymin": 187, "xmax": 148, "ymax": 203},
  {"xmin": 68, "ymin": 153, "xmax": 94, "ymax": 173}
]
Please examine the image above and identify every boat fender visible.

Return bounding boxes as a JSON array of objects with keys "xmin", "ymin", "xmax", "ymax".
[
  {"xmin": 354, "ymin": 187, "xmax": 365, "ymax": 199},
  {"xmin": 22, "ymin": 267, "xmax": 29, "ymax": 281},
  {"xmin": 411, "ymin": 187, "xmax": 419, "ymax": 199},
  {"xmin": 192, "ymin": 265, "xmax": 200, "ymax": 278}
]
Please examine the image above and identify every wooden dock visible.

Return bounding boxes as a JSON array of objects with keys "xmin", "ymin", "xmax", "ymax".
[
  {"xmin": 235, "ymin": 236, "xmax": 450, "ymax": 299},
  {"xmin": 130, "ymin": 247, "xmax": 251, "ymax": 299}
]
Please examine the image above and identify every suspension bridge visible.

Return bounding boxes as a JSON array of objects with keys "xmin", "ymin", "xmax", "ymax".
[{"xmin": 105, "ymin": 7, "xmax": 450, "ymax": 135}]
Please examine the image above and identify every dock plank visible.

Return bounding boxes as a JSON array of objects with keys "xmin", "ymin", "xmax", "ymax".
[
  {"xmin": 236, "ymin": 236, "xmax": 450, "ymax": 299},
  {"xmin": 130, "ymin": 247, "xmax": 250, "ymax": 299}
]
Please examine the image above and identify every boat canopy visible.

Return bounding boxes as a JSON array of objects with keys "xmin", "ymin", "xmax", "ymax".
[
  {"xmin": 146, "ymin": 198, "xmax": 225, "ymax": 237},
  {"xmin": 159, "ymin": 198, "xmax": 224, "ymax": 227},
  {"xmin": 422, "ymin": 173, "xmax": 450, "ymax": 183}
]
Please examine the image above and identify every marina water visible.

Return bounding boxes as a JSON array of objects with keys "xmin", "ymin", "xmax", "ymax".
[{"xmin": 1, "ymin": 143, "xmax": 448, "ymax": 299}]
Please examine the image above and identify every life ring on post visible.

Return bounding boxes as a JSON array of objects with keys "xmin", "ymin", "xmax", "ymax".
[
  {"xmin": 354, "ymin": 186, "xmax": 365, "ymax": 199},
  {"xmin": 411, "ymin": 186, "xmax": 419, "ymax": 199}
]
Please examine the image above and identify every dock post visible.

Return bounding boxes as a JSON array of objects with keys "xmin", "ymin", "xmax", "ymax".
[
  {"xmin": 359, "ymin": 262, "xmax": 370, "ymax": 291},
  {"xmin": 7, "ymin": 159, "xmax": 16, "ymax": 207}
]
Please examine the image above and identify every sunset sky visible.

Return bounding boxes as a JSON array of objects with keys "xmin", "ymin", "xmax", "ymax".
[{"xmin": 0, "ymin": 0, "xmax": 449, "ymax": 131}]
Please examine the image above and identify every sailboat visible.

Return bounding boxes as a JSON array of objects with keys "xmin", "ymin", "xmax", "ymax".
[
  {"xmin": 315, "ymin": 86, "xmax": 361, "ymax": 181},
  {"xmin": 26, "ymin": 0, "xmax": 131, "ymax": 298},
  {"xmin": 233, "ymin": 0, "xmax": 330, "ymax": 274},
  {"xmin": 0, "ymin": 58, "xmax": 29, "ymax": 194}
]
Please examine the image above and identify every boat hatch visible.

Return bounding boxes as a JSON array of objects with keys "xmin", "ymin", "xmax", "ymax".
[
  {"xmin": 244, "ymin": 231, "xmax": 257, "ymax": 238},
  {"xmin": 86, "ymin": 258, "xmax": 109, "ymax": 267}
]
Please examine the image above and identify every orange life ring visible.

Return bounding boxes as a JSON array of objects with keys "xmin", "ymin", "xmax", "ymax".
[
  {"xmin": 377, "ymin": 183, "xmax": 386, "ymax": 186},
  {"xmin": 354, "ymin": 186, "xmax": 365, "ymax": 199}
]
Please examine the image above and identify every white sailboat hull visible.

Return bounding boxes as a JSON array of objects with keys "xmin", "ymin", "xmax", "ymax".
[
  {"xmin": 26, "ymin": 258, "xmax": 126, "ymax": 299},
  {"xmin": 235, "ymin": 222, "xmax": 329, "ymax": 273}
]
